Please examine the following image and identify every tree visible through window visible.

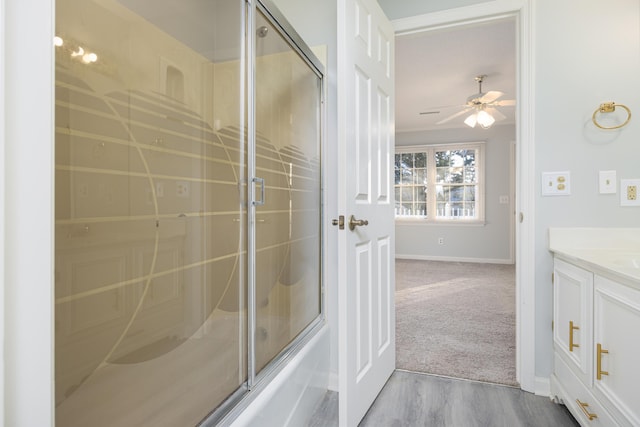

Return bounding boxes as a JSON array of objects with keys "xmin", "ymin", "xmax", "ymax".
[{"xmin": 395, "ymin": 143, "xmax": 484, "ymax": 222}]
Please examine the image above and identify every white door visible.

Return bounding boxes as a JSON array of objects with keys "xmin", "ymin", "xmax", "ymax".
[{"xmin": 337, "ymin": 0, "xmax": 395, "ymax": 425}]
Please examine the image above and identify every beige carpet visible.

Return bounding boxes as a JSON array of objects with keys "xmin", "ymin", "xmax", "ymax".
[{"xmin": 396, "ymin": 260, "xmax": 518, "ymax": 387}]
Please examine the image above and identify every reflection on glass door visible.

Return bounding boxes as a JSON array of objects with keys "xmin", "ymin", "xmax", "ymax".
[
  {"xmin": 55, "ymin": 0, "xmax": 247, "ymax": 425},
  {"xmin": 253, "ymin": 9, "xmax": 322, "ymax": 374},
  {"xmin": 54, "ymin": 0, "xmax": 323, "ymax": 425}
]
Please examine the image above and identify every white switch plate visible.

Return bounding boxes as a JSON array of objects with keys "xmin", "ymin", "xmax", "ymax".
[
  {"xmin": 541, "ymin": 171, "xmax": 571, "ymax": 196},
  {"xmin": 599, "ymin": 170, "xmax": 616, "ymax": 194},
  {"xmin": 620, "ymin": 179, "xmax": 640, "ymax": 206}
]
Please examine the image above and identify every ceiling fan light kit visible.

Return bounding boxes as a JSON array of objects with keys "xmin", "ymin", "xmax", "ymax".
[
  {"xmin": 465, "ymin": 108, "xmax": 496, "ymax": 129},
  {"xmin": 434, "ymin": 74, "xmax": 515, "ymax": 129}
]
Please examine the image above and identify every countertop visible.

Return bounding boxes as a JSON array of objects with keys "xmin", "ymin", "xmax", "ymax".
[{"xmin": 549, "ymin": 228, "xmax": 640, "ymax": 285}]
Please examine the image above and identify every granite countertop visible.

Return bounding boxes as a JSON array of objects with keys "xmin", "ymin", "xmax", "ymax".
[{"xmin": 549, "ymin": 228, "xmax": 640, "ymax": 284}]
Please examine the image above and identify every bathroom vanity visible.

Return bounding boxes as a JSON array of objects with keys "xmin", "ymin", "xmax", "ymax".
[{"xmin": 549, "ymin": 228, "xmax": 640, "ymax": 426}]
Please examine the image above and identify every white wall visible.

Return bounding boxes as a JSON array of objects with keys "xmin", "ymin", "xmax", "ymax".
[
  {"xmin": 396, "ymin": 124, "xmax": 515, "ymax": 263},
  {"xmin": 533, "ymin": 0, "xmax": 640, "ymax": 379}
]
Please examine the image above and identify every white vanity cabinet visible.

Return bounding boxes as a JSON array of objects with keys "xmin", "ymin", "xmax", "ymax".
[
  {"xmin": 553, "ymin": 259, "xmax": 593, "ymax": 385},
  {"xmin": 592, "ymin": 275, "xmax": 640, "ymax": 426},
  {"xmin": 552, "ymin": 256, "xmax": 640, "ymax": 426}
]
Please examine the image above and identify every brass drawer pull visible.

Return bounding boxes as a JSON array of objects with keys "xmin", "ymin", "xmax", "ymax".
[
  {"xmin": 576, "ymin": 399, "xmax": 598, "ymax": 421},
  {"xmin": 569, "ymin": 321, "xmax": 580, "ymax": 352},
  {"xmin": 597, "ymin": 343, "xmax": 609, "ymax": 380}
]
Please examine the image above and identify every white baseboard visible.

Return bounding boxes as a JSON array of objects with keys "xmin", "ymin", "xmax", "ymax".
[
  {"xmin": 395, "ymin": 254, "xmax": 514, "ymax": 265},
  {"xmin": 534, "ymin": 376, "xmax": 551, "ymax": 397}
]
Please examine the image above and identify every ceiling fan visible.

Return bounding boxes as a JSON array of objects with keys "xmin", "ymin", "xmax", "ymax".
[{"xmin": 423, "ymin": 75, "xmax": 515, "ymax": 129}]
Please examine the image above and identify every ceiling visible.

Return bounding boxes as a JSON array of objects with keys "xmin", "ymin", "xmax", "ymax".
[
  {"xmin": 377, "ymin": 0, "xmax": 491, "ymax": 20},
  {"xmin": 395, "ymin": 19, "xmax": 516, "ymax": 132}
]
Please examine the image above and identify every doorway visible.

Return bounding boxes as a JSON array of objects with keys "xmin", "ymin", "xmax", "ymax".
[{"xmin": 392, "ymin": 11, "xmax": 527, "ymax": 387}]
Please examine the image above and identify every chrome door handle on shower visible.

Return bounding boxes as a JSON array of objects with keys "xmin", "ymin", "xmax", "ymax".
[{"xmin": 252, "ymin": 177, "xmax": 265, "ymax": 206}]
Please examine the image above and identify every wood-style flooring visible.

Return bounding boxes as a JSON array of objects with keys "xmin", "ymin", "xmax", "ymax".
[{"xmin": 309, "ymin": 370, "xmax": 579, "ymax": 427}]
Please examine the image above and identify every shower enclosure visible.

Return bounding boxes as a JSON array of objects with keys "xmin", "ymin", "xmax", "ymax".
[{"xmin": 54, "ymin": 0, "xmax": 323, "ymax": 425}]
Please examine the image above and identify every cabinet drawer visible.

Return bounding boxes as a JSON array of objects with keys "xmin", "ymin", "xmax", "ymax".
[{"xmin": 554, "ymin": 353, "xmax": 618, "ymax": 426}]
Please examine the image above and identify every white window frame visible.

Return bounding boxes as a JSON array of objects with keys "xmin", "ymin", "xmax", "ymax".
[{"xmin": 395, "ymin": 142, "xmax": 485, "ymax": 224}]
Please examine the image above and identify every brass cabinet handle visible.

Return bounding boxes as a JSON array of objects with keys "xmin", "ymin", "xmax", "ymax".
[
  {"xmin": 597, "ymin": 343, "xmax": 609, "ymax": 380},
  {"xmin": 569, "ymin": 321, "xmax": 580, "ymax": 352},
  {"xmin": 348, "ymin": 215, "xmax": 368, "ymax": 231},
  {"xmin": 576, "ymin": 399, "xmax": 598, "ymax": 421}
]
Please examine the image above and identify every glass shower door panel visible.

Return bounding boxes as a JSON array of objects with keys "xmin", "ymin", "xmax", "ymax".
[
  {"xmin": 254, "ymin": 10, "xmax": 322, "ymax": 373},
  {"xmin": 54, "ymin": 0, "xmax": 247, "ymax": 425}
]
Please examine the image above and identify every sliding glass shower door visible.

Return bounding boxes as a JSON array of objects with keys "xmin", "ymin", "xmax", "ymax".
[
  {"xmin": 54, "ymin": 0, "xmax": 323, "ymax": 425},
  {"xmin": 252, "ymin": 8, "xmax": 323, "ymax": 375}
]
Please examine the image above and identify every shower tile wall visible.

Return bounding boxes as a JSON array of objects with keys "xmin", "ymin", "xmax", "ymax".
[{"xmin": 54, "ymin": 1, "xmax": 322, "ymax": 425}]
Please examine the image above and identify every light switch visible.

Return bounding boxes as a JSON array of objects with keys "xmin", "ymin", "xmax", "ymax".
[
  {"xmin": 541, "ymin": 171, "xmax": 571, "ymax": 196},
  {"xmin": 599, "ymin": 170, "xmax": 616, "ymax": 194}
]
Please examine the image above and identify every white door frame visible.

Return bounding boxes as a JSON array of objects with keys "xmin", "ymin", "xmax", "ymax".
[
  {"xmin": 393, "ymin": 0, "xmax": 536, "ymax": 393},
  {"xmin": 0, "ymin": 0, "xmax": 5, "ymax": 421},
  {"xmin": 3, "ymin": 0, "xmax": 56, "ymax": 425}
]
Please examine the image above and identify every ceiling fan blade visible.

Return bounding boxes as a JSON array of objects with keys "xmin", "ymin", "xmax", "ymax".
[
  {"xmin": 435, "ymin": 108, "xmax": 471, "ymax": 125},
  {"xmin": 479, "ymin": 90, "xmax": 503, "ymax": 103},
  {"xmin": 485, "ymin": 107, "xmax": 506, "ymax": 121},
  {"xmin": 420, "ymin": 103, "xmax": 467, "ymax": 111},
  {"xmin": 419, "ymin": 111, "xmax": 440, "ymax": 115},
  {"xmin": 494, "ymin": 99, "xmax": 516, "ymax": 106}
]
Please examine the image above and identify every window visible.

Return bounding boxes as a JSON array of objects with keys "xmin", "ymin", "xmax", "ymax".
[{"xmin": 394, "ymin": 142, "xmax": 485, "ymax": 222}]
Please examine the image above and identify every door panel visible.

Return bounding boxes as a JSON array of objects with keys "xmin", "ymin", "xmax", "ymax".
[
  {"xmin": 355, "ymin": 241, "xmax": 373, "ymax": 381},
  {"xmin": 354, "ymin": 67, "xmax": 371, "ymax": 201},
  {"xmin": 377, "ymin": 236, "xmax": 392, "ymax": 353},
  {"xmin": 338, "ymin": 0, "xmax": 395, "ymax": 425},
  {"xmin": 553, "ymin": 258, "xmax": 593, "ymax": 384},
  {"xmin": 54, "ymin": 1, "xmax": 247, "ymax": 425},
  {"xmin": 253, "ymin": 7, "xmax": 323, "ymax": 375}
]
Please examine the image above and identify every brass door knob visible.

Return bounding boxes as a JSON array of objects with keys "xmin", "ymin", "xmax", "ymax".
[{"xmin": 348, "ymin": 215, "xmax": 369, "ymax": 231}]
